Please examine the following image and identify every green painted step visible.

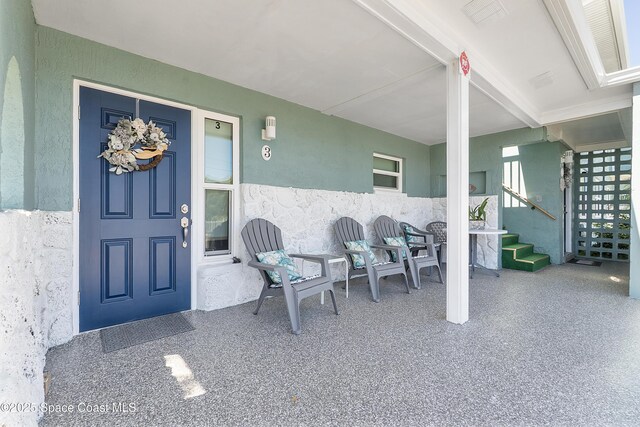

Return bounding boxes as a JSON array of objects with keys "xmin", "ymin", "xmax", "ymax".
[
  {"xmin": 502, "ymin": 243, "xmax": 534, "ymax": 259},
  {"xmin": 501, "ymin": 234, "xmax": 551, "ymax": 272},
  {"xmin": 502, "ymin": 233, "xmax": 520, "ymax": 246},
  {"xmin": 514, "ymin": 254, "xmax": 551, "ymax": 272}
]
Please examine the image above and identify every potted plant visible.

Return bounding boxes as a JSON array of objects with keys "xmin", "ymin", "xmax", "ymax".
[{"xmin": 469, "ymin": 197, "xmax": 489, "ymax": 230}]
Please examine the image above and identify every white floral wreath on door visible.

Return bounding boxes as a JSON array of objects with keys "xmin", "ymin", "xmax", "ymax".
[{"xmin": 99, "ymin": 118, "xmax": 171, "ymax": 174}]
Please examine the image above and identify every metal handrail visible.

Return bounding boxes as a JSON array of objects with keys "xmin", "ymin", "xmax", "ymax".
[{"xmin": 502, "ymin": 184, "xmax": 557, "ymax": 220}]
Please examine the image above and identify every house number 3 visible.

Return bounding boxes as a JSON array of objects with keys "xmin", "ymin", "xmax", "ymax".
[{"xmin": 261, "ymin": 145, "xmax": 272, "ymax": 161}]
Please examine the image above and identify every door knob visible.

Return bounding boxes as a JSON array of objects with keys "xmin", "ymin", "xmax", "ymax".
[{"xmin": 180, "ymin": 217, "xmax": 189, "ymax": 248}]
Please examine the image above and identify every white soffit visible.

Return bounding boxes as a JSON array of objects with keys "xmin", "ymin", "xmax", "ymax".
[
  {"xmin": 582, "ymin": 0, "xmax": 625, "ymax": 73},
  {"xmin": 543, "ymin": 0, "xmax": 639, "ymax": 89}
]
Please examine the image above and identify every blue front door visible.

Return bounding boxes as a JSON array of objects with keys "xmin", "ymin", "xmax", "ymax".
[{"xmin": 79, "ymin": 87, "xmax": 191, "ymax": 332}]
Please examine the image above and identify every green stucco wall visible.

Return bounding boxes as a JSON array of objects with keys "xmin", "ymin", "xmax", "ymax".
[
  {"xmin": 0, "ymin": 0, "xmax": 35, "ymax": 210},
  {"xmin": 430, "ymin": 127, "xmax": 567, "ymax": 264},
  {"xmin": 502, "ymin": 142, "xmax": 566, "ymax": 265},
  {"xmin": 34, "ymin": 26, "xmax": 430, "ymax": 211},
  {"xmin": 430, "ymin": 127, "xmax": 546, "ymax": 199}
]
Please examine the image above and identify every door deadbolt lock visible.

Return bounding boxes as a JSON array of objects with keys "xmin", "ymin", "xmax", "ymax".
[{"xmin": 181, "ymin": 204, "xmax": 189, "ymax": 214}]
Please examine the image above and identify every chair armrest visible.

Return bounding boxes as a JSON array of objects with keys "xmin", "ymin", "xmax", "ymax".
[
  {"xmin": 344, "ymin": 249, "xmax": 369, "ymax": 256},
  {"xmin": 370, "ymin": 244, "xmax": 404, "ymax": 264},
  {"xmin": 370, "ymin": 243, "xmax": 401, "ymax": 251},
  {"xmin": 409, "ymin": 226, "xmax": 432, "ymax": 235},
  {"xmin": 247, "ymin": 260, "xmax": 294, "ymax": 288},
  {"xmin": 289, "ymin": 254, "xmax": 331, "ymax": 278},
  {"xmin": 403, "ymin": 242, "xmax": 438, "ymax": 257},
  {"xmin": 247, "ymin": 260, "xmax": 288, "ymax": 274},
  {"xmin": 290, "ymin": 254, "xmax": 331, "ymax": 262},
  {"xmin": 405, "ymin": 230, "xmax": 435, "ymax": 244},
  {"xmin": 407, "ymin": 242, "xmax": 428, "ymax": 249}
]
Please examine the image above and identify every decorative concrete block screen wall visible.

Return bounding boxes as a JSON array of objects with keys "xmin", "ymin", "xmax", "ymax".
[{"xmin": 575, "ymin": 148, "xmax": 632, "ymax": 261}]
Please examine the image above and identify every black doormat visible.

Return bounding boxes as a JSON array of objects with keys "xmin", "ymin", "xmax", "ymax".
[
  {"xmin": 567, "ymin": 258, "xmax": 602, "ymax": 267},
  {"xmin": 100, "ymin": 312, "xmax": 195, "ymax": 353}
]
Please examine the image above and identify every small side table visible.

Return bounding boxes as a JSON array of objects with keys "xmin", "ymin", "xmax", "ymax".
[
  {"xmin": 469, "ymin": 228, "xmax": 507, "ymax": 278},
  {"xmin": 301, "ymin": 255, "xmax": 349, "ymax": 304}
]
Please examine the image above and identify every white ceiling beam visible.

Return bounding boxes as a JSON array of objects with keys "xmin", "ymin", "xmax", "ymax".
[
  {"xmin": 545, "ymin": 125, "xmax": 574, "ymax": 149},
  {"xmin": 541, "ymin": 0, "xmax": 606, "ymax": 90},
  {"xmin": 618, "ymin": 107, "xmax": 633, "ymax": 144},
  {"xmin": 352, "ymin": 0, "xmax": 542, "ymax": 128},
  {"xmin": 604, "ymin": 68, "xmax": 640, "ymax": 87},
  {"xmin": 573, "ymin": 139, "xmax": 629, "ymax": 152},
  {"xmin": 540, "ymin": 93, "xmax": 631, "ymax": 124}
]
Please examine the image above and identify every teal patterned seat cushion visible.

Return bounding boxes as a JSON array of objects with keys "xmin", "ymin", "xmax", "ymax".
[
  {"xmin": 256, "ymin": 249, "xmax": 302, "ymax": 284},
  {"xmin": 383, "ymin": 236, "xmax": 408, "ymax": 262},
  {"xmin": 344, "ymin": 240, "xmax": 377, "ymax": 269},
  {"xmin": 402, "ymin": 225, "xmax": 418, "ymax": 243}
]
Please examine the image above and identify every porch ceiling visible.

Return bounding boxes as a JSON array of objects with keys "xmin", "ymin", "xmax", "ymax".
[
  {"xmin": 546, "ymin": 107, "xmax": 633, "ymax": 151},
  {"xmin": 31, "ymin": 0, "xmax": 633, "ymax": 145}
]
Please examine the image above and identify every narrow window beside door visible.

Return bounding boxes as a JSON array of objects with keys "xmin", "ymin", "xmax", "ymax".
[
  {"xmin": 202, "ymin": 115, "xmax": 239, "ymax": 257},
  {"xmin": 502, "ymin": 146, "xmax": 527, "ymax": 208}
]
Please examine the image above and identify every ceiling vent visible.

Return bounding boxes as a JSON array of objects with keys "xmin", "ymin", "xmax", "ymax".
[
  {"xmin": 462, "ymin": 0, "xmax": 508, "ymax": 25},
  {"xmin": 530, "ymin": 71, "xmax": 555, "ymax": 90}
]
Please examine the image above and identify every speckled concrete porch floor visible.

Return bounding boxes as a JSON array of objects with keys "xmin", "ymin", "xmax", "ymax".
[{"xmin": 42, "ymin": 262, "xmax": 639, "ymax": 427}]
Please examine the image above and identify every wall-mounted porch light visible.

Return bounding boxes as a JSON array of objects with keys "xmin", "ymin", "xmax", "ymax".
[{"xmin": 261, "ymin": 116, "xmax": 276, "ymax": 141}]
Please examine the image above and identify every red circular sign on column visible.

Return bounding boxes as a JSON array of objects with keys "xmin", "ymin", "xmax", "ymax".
[{"xmin": 460, "ymin": 51, "xmax": 470, "ymax": 76}]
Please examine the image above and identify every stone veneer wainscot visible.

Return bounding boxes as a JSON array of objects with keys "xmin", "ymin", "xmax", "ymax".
[
  {"xmin": 0, "ymin": 211, "xmax": 73, "ymax": 426},
  {"xmin": 197, "ymin": 184, "xmax": 499, "ymax": 310}
]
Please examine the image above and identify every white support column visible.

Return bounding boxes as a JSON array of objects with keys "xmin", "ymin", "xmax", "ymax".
[
  {"xmin": 446, "ymin": 56, "xmax": 470, "ymax": 323},
  {"xmin": 630, "ymin": 83, "xmax": 640, "ymax": 298}
]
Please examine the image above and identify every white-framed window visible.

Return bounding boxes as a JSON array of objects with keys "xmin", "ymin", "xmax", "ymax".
[
  {"xmin": 502, "ymin": 146, "xmax": 526, "ymax": 208},
  {"xmin": 373, "ymin": 153, "xmax": 403, "ymax": 193},
  {"xmin": 197, "ymin": 110, "xmax": 240, "ymax": 261}
]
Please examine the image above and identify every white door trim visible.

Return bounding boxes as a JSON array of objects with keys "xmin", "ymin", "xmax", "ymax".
[{"xmin": 72, "ymin": 79, "xmax": 199, "ymax": 335}]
